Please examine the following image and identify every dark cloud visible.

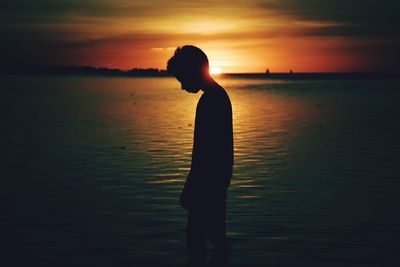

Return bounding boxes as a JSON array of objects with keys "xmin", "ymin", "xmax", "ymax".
[
  {"xmin": 260, "ymin": 0, "xmax": 400, "ymax": 36},
  {"xmin": 1, "ymin": 1, "xmax": 87, "ymax": 23},
  {"xmin": 1, "ymin": 0, "xmax": 399, "ymax": 71},
  {"xmin": 0, "ymin": 0, "xmax": 237, "ymax": 23}
]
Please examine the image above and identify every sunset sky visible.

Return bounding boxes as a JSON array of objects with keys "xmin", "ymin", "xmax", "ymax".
[{"xmin": 1, "ymin": 0, "xmax": 399, "ymax": 73}]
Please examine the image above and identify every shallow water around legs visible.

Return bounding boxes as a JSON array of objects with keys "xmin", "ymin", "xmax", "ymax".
[{"xmin": 2, "ymin": 76, "xmax": 400, "ymax": 266}]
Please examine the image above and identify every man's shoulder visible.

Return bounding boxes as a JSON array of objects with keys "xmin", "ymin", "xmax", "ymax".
[
  {"xmin": 201, "ymin": 88, "xmax": 231, "ymax": 117},
  {"xmin": 207, "ymin": 86, "xmax": 230, "ymax": 102},
  {"xmin": 216, "ymin": 87, "xmax": 232, "ymax": 110}
]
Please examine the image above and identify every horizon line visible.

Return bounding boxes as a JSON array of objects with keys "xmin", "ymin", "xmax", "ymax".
[{"xmin": 1, "ymin": 65, "xmax": 398, "ymax": 76}]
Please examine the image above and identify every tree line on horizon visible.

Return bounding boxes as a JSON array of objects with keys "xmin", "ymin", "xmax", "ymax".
[
  {"xmin": 1, "ymin": 65, "xmax": 397, "ymax": 80},
  {"xmin": 0, "ymin": 65, "xmax": 170, "ymax": 76}
]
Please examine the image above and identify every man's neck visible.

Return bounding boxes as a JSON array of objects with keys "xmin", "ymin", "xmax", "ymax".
[{"xmin": 201, "ymin": 76, "xmax": 219, "ymax": 93}]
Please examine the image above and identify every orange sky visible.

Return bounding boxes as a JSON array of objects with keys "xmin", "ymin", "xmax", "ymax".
[{"xmin": 1, "ymin": 0, "xmax": 399, "ymax": 73}]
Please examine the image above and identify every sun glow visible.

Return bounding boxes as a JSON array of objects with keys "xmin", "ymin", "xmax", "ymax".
[{"xmin": 210, "ymin": 67, "xmax": 222, "ymax": 75}]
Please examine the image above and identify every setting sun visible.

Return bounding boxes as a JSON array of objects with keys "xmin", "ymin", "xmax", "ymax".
[{"xmin": 210, "ymin": 67, "xmax": 222, "ymax": 75}]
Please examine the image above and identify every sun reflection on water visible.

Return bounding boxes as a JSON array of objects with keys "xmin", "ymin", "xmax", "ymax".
[{"xmin": 98, "ymin": 77, "xmax": 312, "ymax": 202}]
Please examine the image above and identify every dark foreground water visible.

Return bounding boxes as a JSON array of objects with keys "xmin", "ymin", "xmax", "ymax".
[{"xmin": 1, "ymin": 75, "xmax": 400, "ymax": 266}]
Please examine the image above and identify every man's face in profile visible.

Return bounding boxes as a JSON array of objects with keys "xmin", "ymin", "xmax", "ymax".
[{"xmin": 177, "ymin": 74, "xmax": 201, "ymax": 94}]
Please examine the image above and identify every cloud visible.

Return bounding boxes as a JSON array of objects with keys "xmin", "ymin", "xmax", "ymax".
[
  {"xmin": 151, "ymin": 47, "xmax": 176, "ymax": 52},
  {"xmin": 1, "ymin": 0, "xmax": 399, "ymax": 71},
  {"xmin": 258, "ymin": 0, "xmax": 400, "ymax": 37}
]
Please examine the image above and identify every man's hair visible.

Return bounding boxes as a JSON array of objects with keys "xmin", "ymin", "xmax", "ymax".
[{"xmin": 167, "ymin": 45, "xmax": 209, "ymax": 78}]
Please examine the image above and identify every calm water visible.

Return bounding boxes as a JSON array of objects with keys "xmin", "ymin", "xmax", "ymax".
[{"xmin": 2, "ymin": 75, "xmax": 400, "ymax": 266}]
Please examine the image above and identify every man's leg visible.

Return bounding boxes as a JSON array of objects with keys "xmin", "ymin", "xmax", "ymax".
[
  {"xmin": 186, "ymin": 209, "xmax": 207, "ymax": 266},
  {"xmin": 208, "ymin": 197, "xmax": 231, "ymax": 267}
]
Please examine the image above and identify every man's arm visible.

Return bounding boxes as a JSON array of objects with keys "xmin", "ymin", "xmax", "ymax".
[
  {"xmin": 191, "ymin": 93, "xmax": 233, "ymax": 184},
  {"xmin": 180, "ymin": 92, "xmax": 233, "ymax": 208}
]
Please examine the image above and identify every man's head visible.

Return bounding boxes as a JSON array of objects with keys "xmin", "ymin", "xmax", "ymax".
[{"xmin": 167, "ymin": 45, "xmax": 210, "ymax": 93}]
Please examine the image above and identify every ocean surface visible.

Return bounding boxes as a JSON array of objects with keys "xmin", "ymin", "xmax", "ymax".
[{"xmin": 2, "ymin": 75, "xmax": 400, "ymax": 266}]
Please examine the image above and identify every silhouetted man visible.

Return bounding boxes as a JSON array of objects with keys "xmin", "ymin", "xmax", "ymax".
[{"xmin": 167, "ymin": 45, "xmax": 233, "ymax": 267}]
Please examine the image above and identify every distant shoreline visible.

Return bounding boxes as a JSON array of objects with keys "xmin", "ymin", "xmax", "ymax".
[
  {"xmin": 1, "ymin": 66, "xmax": 399, "ymax": 80},
  {"xmin": 222, "ymin": 72, "xmax": 400, "ymax": 80}
]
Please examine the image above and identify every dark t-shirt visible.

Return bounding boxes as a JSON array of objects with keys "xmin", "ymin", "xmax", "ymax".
[{"xmin": 187, "ymin": 86, "xmax": 233, "ymax": 194}]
